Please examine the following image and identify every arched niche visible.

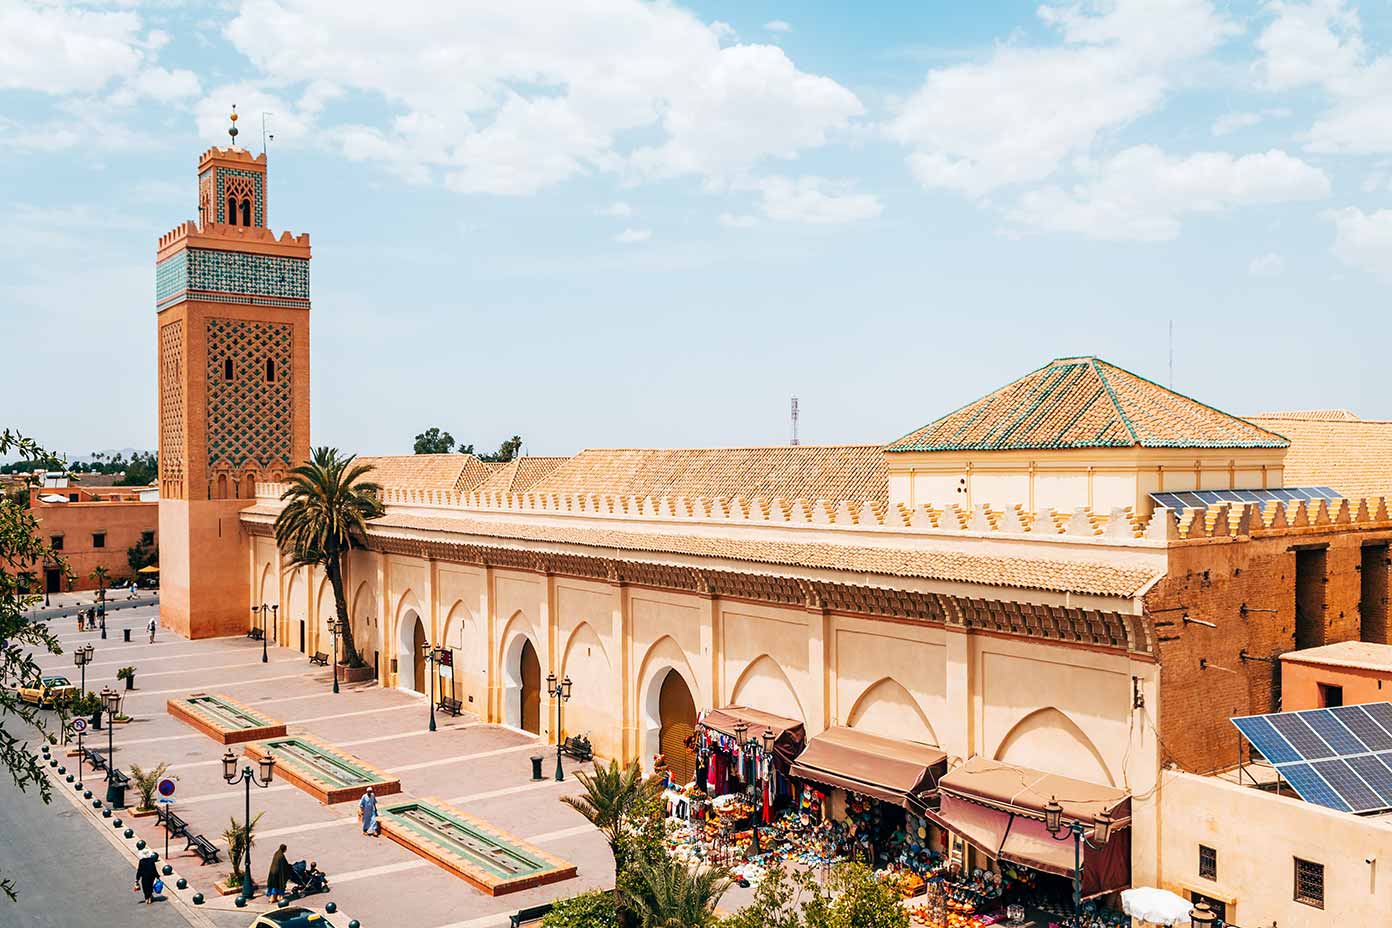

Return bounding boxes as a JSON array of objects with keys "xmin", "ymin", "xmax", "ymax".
[
  {"xmin": 846, "ymin": 676, "xmax": 938, "ymax": 745},
  {"xmin": 994, "ymin": 706, "xmax": 1115, "ymax": 787},
  {"xmin": 728, "ymin": 654, "xmax": 805, "ymax": 722}
]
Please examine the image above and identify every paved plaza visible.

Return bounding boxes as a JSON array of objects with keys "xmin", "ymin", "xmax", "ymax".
[{"xmin": 32, "ymin": 604, "xmax": 616, "ymax": 928}]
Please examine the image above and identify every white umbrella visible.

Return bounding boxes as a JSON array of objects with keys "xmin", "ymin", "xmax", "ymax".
[{"xmin": 1120, "ymin": 887, "xmax": 1194, "ymax": 926}]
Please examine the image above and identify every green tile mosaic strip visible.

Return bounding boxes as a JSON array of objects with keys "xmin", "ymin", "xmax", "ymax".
[
  {"xmin": 155, "ymin": 252, "xmax": 189, "ymax": 307},
  {"xmin": 216, "ymin": 166, "xmax": 264, "ymax": 227},
  {"xmin": 155, "ymin": 248, "xmax": 308, "ymax": 309}
]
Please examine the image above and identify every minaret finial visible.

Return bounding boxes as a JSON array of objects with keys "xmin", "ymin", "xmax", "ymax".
[{"xmin": 228, "ymin": 104, "xmax": 239, "ymax": 148}]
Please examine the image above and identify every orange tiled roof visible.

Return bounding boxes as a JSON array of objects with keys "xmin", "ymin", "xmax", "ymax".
[
  {"xmin": 361, "ymin": 510, "xmax": 1154, "ymax": 597},
  {"xmin": 1246, "ymin": 414, "xmax": 1392, "ymax": 498},
  {"xmin": 1252, "ymin": 409, "xmax": 1360, "ymax": 421},
  {"xmin": 886, "ymin": 357, "xmax": 1289, "ymax": 452},
  {"xmin": 475, "ymin": 457, "xmax": 571, "ymax": 496},
  {"xmin": 527, "ymin": 446, "xmax": 888, "ymax": 504},
  {"xmin": 355, "ymin": 454, "xmax": 492, "ymax": 492}
]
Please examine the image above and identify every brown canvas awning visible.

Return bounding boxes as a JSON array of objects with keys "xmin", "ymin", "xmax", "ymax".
[
  {"xmin": 789, "ymin": 726, "xmax": 946, "ymax": 808},
  {"xmin": 939, "ymin": 756, "xmax": 1131, "ymax": 825},
  {"xmin": 700, "ymin": 706, "xmax": 806, "ymax": 767}
]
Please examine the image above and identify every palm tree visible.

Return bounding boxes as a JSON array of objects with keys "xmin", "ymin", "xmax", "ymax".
[
  {"xmin": 273, "ymin": 448, "xmax": 382, "ymax": 668},
  {"xmin": 627, "ymin": 857, "xmax": 730, "ymax": 928},
  {"xmin": 561, "ymin": 759, "xmax": 662, "ymax": 887},
  {"xmin": 89, "ymin": 566, "xmax": 110, "ymax": 606}
]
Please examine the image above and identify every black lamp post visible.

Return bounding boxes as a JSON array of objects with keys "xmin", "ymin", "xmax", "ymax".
[
  {"xmin": 545, "ymin": 672, "xmax": 572, "ymax": 782},
  {"xmin": 330, "ymin": 618, "xmax": 341, "ymax": 694},
  {"xmin": 1189, "ymin": 901, "xmax": 1219, "ymax": 927},
  {"xmin": 101, "ymin": 688, "xmax": 120, "ymax": 792},
  {"xmin": 223, "ymin": 749, "xmax": 275, "ymax": 900},
  {"xmin": 423, "ymin": 645, "xmax": 440, "ymax": 732},
  {"xmin": 74, "ymin": 643, "xmax": 93, "ymax": 697},
  {"xmin": 1043, "ymin": 796, "xmax": 1115, "ymax": 927}
]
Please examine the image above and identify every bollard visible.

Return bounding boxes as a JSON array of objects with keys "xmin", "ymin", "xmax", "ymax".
[
  {"xmin": 530, "ymin": 755, "xmax": 544, "ymax": 781},
  {"xmin": 123, "ymin": 628, "xmax": 131, "ymax": 643}
]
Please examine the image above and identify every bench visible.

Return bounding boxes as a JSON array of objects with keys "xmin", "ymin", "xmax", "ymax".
[
  {"xmin": 561, "ymin": 735, "xmax": 593, "ymax": 762},
  {"xmin": 160, "ymin": 809, "xmax": 190, "ymax": 841},
  {"xmin": 309, "ymin": 651, "xmax": 329, "ymax": 666},
  {"xmin": 247, "ymin": 627, "xmax": 263, "ymax": 641},
  {"xmin": 510, "ymin": 903, "xmax": 552, "ymax": 928},
  {"xmin": 85, "ymin": 748, "xmax": 107, "ymax": 772},
  {"xmin": 187, "ymin": 834, "xmax": 221, "ymax": 865},
  {"xmin": 107, "ymin": 768, "xmax": 130, "ymax": 788},
  {"xmin": 437, "ymin": 696, "xmax": 463, "ymax": 717}
]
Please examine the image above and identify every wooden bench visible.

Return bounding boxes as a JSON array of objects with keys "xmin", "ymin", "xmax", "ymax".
[
  {"xmin": 160, "ymin": 809, "xmax": 191, "ymax": 841},
  {"xmin": 107, "ymin": 768, "xmax": 130, "ymax": 789},
  {"xmin": 187, "ymin": 834, "xmax": 221, "ymax": 865},
  {"xmin": 309, "ymin": 651, "xmax": 329, "ymax": 666},
  {"xmin": 437, "ymin": 696, "xmax": 463, "ymax": 717},
  {"xmin": 85, "ymin": 748, "xmax": 107, "ymax": 772},
  {"xmin": 510, "ymin": 903, "xmax": 552, "ymax": 928},
  {"xmin": 561, "ymin": 735, "xmax": 593, "ymax": 762},
  {"xmin": 247, "ymin": 627, "xmax": 264, "ymax": 641}
]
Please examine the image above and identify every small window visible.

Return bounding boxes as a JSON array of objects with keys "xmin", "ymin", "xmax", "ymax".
[
  {"xmin": 265, "ymin": 358, "xmax": 275, "ymax": 382},
  {"xmin": 224, "ymin": 358, "xmax": 234, "ymax": 381},
  {"xmin": 141, "ymin": 530, "xmax": 155, "ymax": 546},
  {"xmin": 1295, "ymin": 857, "xmax": 1324, "ymax": 908},
  {"xmin": 67, "ymin": 493, "xmax": 79, "ymax": 502},
  {"xmin": 227, "ymin": 196, "xmax": 238, "ymax": 225},
  {"xmin": 50, "ymin": 535, "xmax": 64, "ymax": 551},
  {"xmin": 1318, "ymin": 683, "xmax": 1344, "ymax": 707},
  {"xmin": 1199, "ymin": 844, "xmax": 1217, "ymax": 880},
  {"xmin": 241, "ymin": 198, "xmax": 252, "ymax": 226},
  {"xmin": 92, "ymin": 532, "xmax": 106, "ymax": 549}
]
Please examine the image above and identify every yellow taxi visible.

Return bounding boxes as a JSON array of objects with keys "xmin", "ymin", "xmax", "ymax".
[{"xmin": 18, "ymin": 675, "xmax": 75, "ymax": 708}]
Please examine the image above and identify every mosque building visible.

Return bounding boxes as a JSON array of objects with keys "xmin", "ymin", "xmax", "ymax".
[{"xmin": 156, "ymin": 118, "xmax": 1392, "ymax": 927}]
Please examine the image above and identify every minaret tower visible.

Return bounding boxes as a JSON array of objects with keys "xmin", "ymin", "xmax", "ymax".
[{"xmin": 156, "ymin": 106, "xmax": 311, "ymax": 638}]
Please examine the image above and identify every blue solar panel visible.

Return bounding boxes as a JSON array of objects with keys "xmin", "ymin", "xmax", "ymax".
[
  {"xmin": 1151, "ymin": 486, "xmax": 1344, "ymax": 511},
  {"xmin": 1301, "ymin": 709, "xmax": 1368, "ymax": 755},
  {"xmin": 1347, "ymin": 755, "xmax": 1392, "ymax": 804},
  {"xmin": 1269, "ymin": 713, "xmax": 1335, "ymax": 759},
  {"xmin": 1232, "ymin": 715, "xmax": 1302, "ymax": 764},
  {"xmin": 1362, "ymin": 703, "xmax": 1392, "ymax": 737},
  {"xmin": 1311, "ymin": 759, "xmax": 1384, "ymax": 812},
  {"xmin": 1329, "ymin": 706, "xmax": 1392, "ymax": 751},
  {"xmin": 1279, "ymin": 762, "xmax": 1352, "ymax": 812}
]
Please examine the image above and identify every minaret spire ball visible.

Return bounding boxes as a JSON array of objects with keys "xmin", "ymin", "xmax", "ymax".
[{"xmin": 228, "ymin": 105, "xmax": 239, "ymax": 146}]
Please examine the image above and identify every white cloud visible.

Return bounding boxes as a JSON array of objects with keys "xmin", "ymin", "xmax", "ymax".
[
  {"xmin": 614, "ymin": 227, "xmax": 652, "ymax": 243},
  {"xmin": 756, "ymin": 175, "xmax": 882, "ymax": 224},
  {"xmin": 765, "ymin": 20, "xmax": 792, "ymax": 33},
  {"xmin": 1248, "ymin": 252, "xmax": 1285, "ymax": 277},
  {"xmin": 1009, "ymin": 146, "xmax": 1331, "ymax": 241},
  {"xmin": 0, "ymin": 2, "xmax": 146, "ymax": 94},
  {"xmin": 217, "ymin": 0, "xmax": 862, "ymax": 195},
  {"xmin": 719, "ymin": 212, "xmax": 758, "ymax": 228},
  {"xmin": 1211, "ymin": 108, "xmax": 1292, "ymax": 137},
  {"xmin": 110, "ymin": 67, "xmax": 202, "ymax": 105},
  {"xmin": 1327, "ymin": 207, "xmax": 1392, "ymax": 278},
  {"xmin": 886, "ymin": 0, "xmax": 1239, "ymax": 197},
  {"xmin": 599, "ymin": 202, "xmax": 635, "ymax": 217}
]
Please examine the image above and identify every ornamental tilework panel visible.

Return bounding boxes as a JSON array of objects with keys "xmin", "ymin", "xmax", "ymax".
[
  {"xmin": 215, "ymin": 167, "xmax": 264, "ymax": 227},
  {"xmin": 187, "ymin": 249, "xmax": 309, "ymax": 301},
  {"xmin": 159, "ymin": 321, "xmax": 186, "ymax": 495},
  {"xmin": 156, "ymin": 252, "xmax": 189, "ymax": 307},
  {"xmin": 205, "ymin": 319, "xmax": 293, "ymax": 469}
]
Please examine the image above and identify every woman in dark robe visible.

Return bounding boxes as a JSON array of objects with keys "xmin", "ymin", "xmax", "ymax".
[
  {"xmin": 135, "ymin": 851, "xmax": 158, "ymax": 904},
  {"xmin": 265, "ymin": 843, "xmax": 292, "ymax": 902}
]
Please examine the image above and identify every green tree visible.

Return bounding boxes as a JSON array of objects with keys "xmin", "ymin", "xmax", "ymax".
[
  {"xmin": 413, "ymin": 427, "xmax": 456, "ymax": 454},
  {"xmin": 116, "ymin": 451, "xmax": 157, "ymax": 486},
  {"xmin": 718, "ymin": 864, "xmax": 804, "ymax": 928},
  {"xmin": 627, "ymin": 858, "xmax": 730, "ymax": 928},
  {"xmin": 721, "ymin": 863, "xmax": 908, "ymax": 928},
  {"xmin": 560, "ymin": 759, "xmax": 663, "ymax": 892},
  {"xmin": 127, "ymin": 540, "xmax": 157, "ymax": 575},
  {"xmin": 273, "ymin": 448, "xmax": 383, "ymax": 668},
  {"xmin": 0, "ymin": 429, "xmax": 67, "ymax": 901},
  {"xmin": 541, "ymin": 890, "xmax": 618, "ymax": 928},
  {"xmin": 89, "ymin": 565, "xmax": 110, "ymax": 605},
  {"xmin": 480, "ymin": 434, "xmax": 523, "ymax": 463},
  {"xmin": 222, "ymin": 812, "xmax": 264, "ymax": 887}
]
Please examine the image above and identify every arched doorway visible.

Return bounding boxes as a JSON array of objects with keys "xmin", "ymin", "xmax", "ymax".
[
  {"xmin": 410, "ymin": 617, "xmax": 426, "ymax": 695},
  {"xmin": 520, "ymin": 640, "xmax": 540, "ymax": 735},
  {"xmin": 658, "ymin": 670, "xmax": 697, "ymax": 785},
  {"xmin": 396, "ymin": 609, "xmax": 426, "ymax": 694}
]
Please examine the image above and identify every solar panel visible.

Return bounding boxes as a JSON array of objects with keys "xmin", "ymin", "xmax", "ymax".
[
  {"xmin": 1151, "ymin": 486, "xmax": 1345, "ymax": 511},
  {"xmin": 1278, "ymin": 762, "xmax": 1352, "ymax": 812},
  {"xmin": 1362, "ymin": 702, "xmax": 1392, "ymax": 737},
  {"xmin": 1329, "ymin": 705, "xmax": 1392, "ymax": 751},
  {"xmin": 1302, "ymin": 709, "xmax": 1367, "ymax": 754},
  {"xmin": 1268, "ymin": 713, "xmax": 1335, "ymax": 759},
  {"xmin": 1232, "ymin": 715, "xmax": 1302, "ymax": 764},
  {"xmin": 1346, "ymin": 755, "xmax": 1392, "ymax": 804},
  {"xmin": 1311, "ymin": 759, "xmax": 1384, "ymax": 812}
]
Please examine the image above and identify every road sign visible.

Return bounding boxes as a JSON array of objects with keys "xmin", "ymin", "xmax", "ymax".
[
  {"xmin": 71, "ymin": 717, "xmax": 88, "ymax": 734},
  {"xmin": 157, "ymin": 777, "xmax": 176, "ymax": 798}
]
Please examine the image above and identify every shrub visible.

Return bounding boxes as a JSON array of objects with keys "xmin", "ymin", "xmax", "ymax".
[
  {"xmin": 541, "ymin": 891, "xmax": 618, "ymax": 928},
  {"xmin": 116, "ymin": 666, "xmax": 136, "ymax": 681},
  {"xmin": 129, "ymin": 762, "xmax": 170, "ymax": 812}
]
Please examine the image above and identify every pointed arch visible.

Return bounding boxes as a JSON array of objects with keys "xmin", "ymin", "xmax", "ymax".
[
  {"xmin": 994, "ymin": 707, "xmax": 1115, "ymax": 787},
  {"xmin": 315, "ymin": 572, "xmax": 336, "ymax": 659},
  {"xmin": 498, "ymin": 610, "xmax": 539, "ymax": 732},
  {"xmin": 257, "ymin": 562, "xmax": 274, "ymax": 608},
  {"xmin": 846, "ymin": 676, "xmax": 937, "ymax": 745},
  {"xmin": 637, "ymin": 635, "xmax": 702, "ymax": 772},
  {"xmin": 728, "ymin": 654, "xmax": 804, "ymax": 723}
]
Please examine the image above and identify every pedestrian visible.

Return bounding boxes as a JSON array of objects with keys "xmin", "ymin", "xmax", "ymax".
[
  {"xmin": 147, "ymin": 615, "xmax": 157, "ymax": 644},
  {"xmin": 134, "ymin": 850, "xmax": 157, "ymax": 904},
  {"xmin": 358, "ymin": 786, "xmax": 379, "ymax": 837},
  {"xmin": 265, "ymin": 843, "xmax": 291, "ymax": 903},
  {"xmin": 99, "ymin": 612, "xmax": 106, "ymax": 636}
]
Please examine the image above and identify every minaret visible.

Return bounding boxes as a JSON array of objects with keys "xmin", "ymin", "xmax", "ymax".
[{"xmin": 155, "ymin": 106, "xmax": 311, "ymax": 639}]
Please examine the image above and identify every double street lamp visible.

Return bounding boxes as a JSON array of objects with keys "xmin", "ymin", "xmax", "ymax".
[
  {"xmin": 423, "ymin": 646, "xmax": 446, "ymax": 732},
  {"xmin": 250, "ymin": 604, "xmax": 277, "ymax": 662},
  {"xmin": 545, "ymin": 673, "xmax": 572, "ymax": 782},
  {"xmin": 73, "ymin": 643, "xmax": 94, "ymax": 697},
  {"xmin": 1043, "ymin": 796, "xmax": 1115, "ymax": 928},
  {"xmin": 100, "ymin": 688, "xmax": 121, "ymax": 803},
  {"xmin": 223, "ymin": 750, "xmax": 275, "ymax": 900},
  {"xmin": 734, "ymin": 722, "xmax": 775, "ymax": 855},
  {"xmin": 330, "ymin": 618, "xmax": 342, "ymax": 694}
]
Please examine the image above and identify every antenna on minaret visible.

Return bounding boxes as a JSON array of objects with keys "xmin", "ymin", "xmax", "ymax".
[
  {"xmin": 228, "ymin": 104, "xmax": 239, "ymax": 147},
  {"xmin": 261, "ymin": 112, "xmax": 274, "ymax": 157},
  {"xmin": 1168, "ymin": 320, "xmax": 1174, "ymax": 388},
  {"xmin": 790, "ymin": 396, "xmax": 800, "ymax": 446}
]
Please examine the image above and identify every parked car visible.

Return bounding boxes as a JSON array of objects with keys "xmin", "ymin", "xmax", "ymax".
[
  {"xmin": 18, "ymin": 675, "xmax": 75, "ymax": 708},
  {"xmin": 248, "ymin": 906, "xmax": 337, "ymax": 928}
]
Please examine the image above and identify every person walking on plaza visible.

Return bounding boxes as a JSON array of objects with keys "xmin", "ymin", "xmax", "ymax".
[
  {"xmin": 265, "ymin": 844, "xmax": 291, "ymax": 903},
  {"xmin": 147, "ymin": 615, "xmax": 157, "ymax": 644},
  {"xmin": 358, "ymin": 786, "xmax": 379, "ymax": 837},
  {"xmin": 99, "ymin": 611, "xmax": 106, "ymax": 637},
  {"xmin": 134, "ymin": 850, "xmax": 158, "ymax": 904}
]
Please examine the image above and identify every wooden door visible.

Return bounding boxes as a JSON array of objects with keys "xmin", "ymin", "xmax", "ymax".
[
  {"xmin": 659, "ymin": 671, "xmax": 697, "ymax": 785},
  {"xmin": 411, "ymin": 619, "xmax": 426, "ymax": 694},
  {"xmin": 520, "ymin": 639, "xmax": 540, "ymax": 734}
]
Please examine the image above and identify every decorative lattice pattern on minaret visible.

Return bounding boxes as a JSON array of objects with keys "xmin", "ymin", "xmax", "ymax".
[
  {"xmin": 159, "ymin": 320, "xmax": 186, "ymax": 498},
  {"xmin": 215, "ymin": 167, "xmax": 264, "ymax": 227},
  {"xmin": 205, "ymin": 318, "xmax": 293, "ymax": 469},
  {"xmin": 198, "ymin": 169, "xmax": 212, "ymax": 228}
]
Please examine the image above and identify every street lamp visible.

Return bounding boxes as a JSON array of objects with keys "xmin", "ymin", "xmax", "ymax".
[
  {"xmin": 223, "ymin": 749, "xmax": 275, "ymax": 900},
  {"xmin": 251, "ymin": 604, "xmax": 271, "ymax": 662},
  {"xmin": 545, "ymin": 672, "xmax": 572, "ymax": 782},
  {"xmin": 73, "ymin": 643, "xmax": 94, "ymax": 697},
  {"xmin": 330, "ymin": 618, "xmax": 341, "ymax": 694},
  {"xmin": 101, "ymin": 688, "xmax": 121, "ymax": 801},
  {"xmin": 1044, "ymin": 797, "xmax": 1115, "ymax": 927},
  {"xmin": 1189, "ymin": 901, "xmax": 1219, "ymax": 927},
  {"xmin": 423, "ymin": 645, "xmax": 441, "ymax": 733}
]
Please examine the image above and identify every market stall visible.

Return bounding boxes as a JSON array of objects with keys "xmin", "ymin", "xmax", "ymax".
[{"xmin": 912, "ymin": 756, "xmax": 1132, "ymax": 927}]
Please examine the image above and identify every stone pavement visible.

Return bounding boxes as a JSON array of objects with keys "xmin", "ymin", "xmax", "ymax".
[{"xmin": 36, "ymin": 604, "xmax": 615, "ymax": 928}]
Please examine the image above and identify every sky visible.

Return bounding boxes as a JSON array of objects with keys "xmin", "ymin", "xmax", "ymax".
[{"xmin": 3, "ymin": 0, "xmax": 1392, "ymax": 458}]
